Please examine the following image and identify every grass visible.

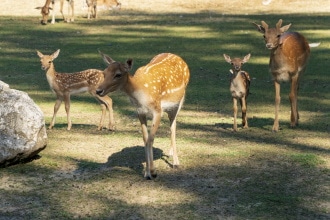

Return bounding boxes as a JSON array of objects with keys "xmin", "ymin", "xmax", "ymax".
[{"xmin": 1, "ymin": 1, "xmax": 330, "ymax": 219}]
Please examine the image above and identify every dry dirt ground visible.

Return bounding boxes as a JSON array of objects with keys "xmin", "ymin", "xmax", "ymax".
[{"xmin": 2, "ymin": 0, "xmax": 330, "ymax": 17}]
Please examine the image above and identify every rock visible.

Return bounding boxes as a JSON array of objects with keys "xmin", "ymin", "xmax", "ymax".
[{"xmin": 0, "ymin": 81, "xmax": 47, "ymax": 167}]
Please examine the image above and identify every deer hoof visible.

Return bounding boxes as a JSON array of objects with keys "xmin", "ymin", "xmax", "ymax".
[{"xmin": 109, "ymin": 125, "xmax": 116, "ymax": 131}]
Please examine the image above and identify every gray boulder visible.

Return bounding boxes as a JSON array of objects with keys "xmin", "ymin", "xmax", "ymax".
[{"xmin": 0, "ymin": 81, "xmax": 47, "ymax": 167}]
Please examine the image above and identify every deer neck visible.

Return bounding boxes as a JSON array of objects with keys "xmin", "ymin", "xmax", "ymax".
[
  {"xmin": 121, "ymin": 74, "xmax": 140, "ymax": 98},
  {"xmin": 231, "ymin": 69, "xmax": 241, "ymax": 78},
  {"xmin": 45, "ymin": 63, "xmax": 57, "ymax": 87},
  {"xmin": 45, "ymin": 0, "xmax": 52, "ymax": 7}
]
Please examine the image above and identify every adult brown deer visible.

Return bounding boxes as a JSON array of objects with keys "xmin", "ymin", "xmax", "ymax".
[
  {"xmin": 96, "ymin": 52, "xmax": 190, "ymax": 179},
  {"xmin": 37, "ymin": 49, "xmax": 115, "ymax": 131},
  {"xmin": 253, "ymin": 19, "xmax": 310, "ymax": 132},
  {"xmin": 36, "ymin": 0, "xmax": 74, "ymax": 25},
  {"xmin": 223, "ymin": 53, "xmax": 251, "ymax": 132}
]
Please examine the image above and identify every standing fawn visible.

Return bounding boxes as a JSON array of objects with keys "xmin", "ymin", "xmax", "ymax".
[
  {"xmin": 223, "ymin": 53, "xmax": 251, "ymax": 131},
  {"xmin": 96, "ymin": 52, "xmax": 190, "ymax": 179},
  {"xmin": 37, "ymin": 49, "xmax": 115, "ymax": 131},
  {"xmin": 253, "ymin": 19, "xmax": 310, "ymax": 132}
]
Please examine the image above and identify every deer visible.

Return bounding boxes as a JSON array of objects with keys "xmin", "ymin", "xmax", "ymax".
[
  {"xmin": 96, "ymin": 52, "xmax": 190, "ymax": 179},
  {"xmin": 36, "ymin": 0, "xmax": 74, "ymax": 25},
  {"xmin": 253, "ymin": 19, "xmax": 311, "ymax": 132},
  {"xmin": 36, "ymin": 49, "xmax": 115, "ymax": 131},
  {"xmin": 86, "ymin": 0, "xmax": 97, "ymax": 19},
  {"xmin": 86, "ymin": 0, "xmax": 121, "ymax": 19},
  {"xmin": 223, "ymin": 53, "xmax": 251, "ymax": 132}
]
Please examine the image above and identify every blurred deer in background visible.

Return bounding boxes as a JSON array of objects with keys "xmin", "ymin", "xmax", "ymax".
[
  {"xmin": 36, "ymin": 0, "xmax": 74, "ymax": 25},
  {"xmin": 37, "ymin": 49, "xmax": 115, "ymax": 131},
  {"xmin": 253, "ymin": 19, "xmax": 311, "ymax": 132},
  {"xmin": 223, "ymin": 53, "xmax": 251, "ymax": 132},
  {"xmin": 96, "ymin": 52, "xmax": 190, "ymax": 179},
  {"xmin": 86, "ymin": 0, "xmax": 121, "ymax": 19}
]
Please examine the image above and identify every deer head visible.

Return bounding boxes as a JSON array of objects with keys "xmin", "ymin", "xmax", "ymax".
[
  {"xmin": 35, "ymin": 5, "xmax": 53, "ymax": 25},
  {"xmin": 96, "ymin": 52, "xmax": 133, "ymax": 96},
  {"xmin": 253, "ymin": 19, "xmax": 291, "ymax": 49},
  {"xmin": 37, "ymin": 49, "xmax": 60, "ymax": 70},
  {"xmin": 223, "ymin": 53, "xmax": 251, "ymax": 73}
]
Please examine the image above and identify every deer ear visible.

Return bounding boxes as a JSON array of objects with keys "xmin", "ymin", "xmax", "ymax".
[
  {"xmin": 99, "ymin": 51, "xmax": 115, "ymax": 65},
  {"xmin": 223, "ymin": 54, "xmax": 231, "ymax": 63},
  {"xmin": 280, "ymin": 23, "xmax": 291, "ymax": 33},
  {"xmin": 36, "ymin": 50, "xmax": 44, "ymax": 58},
  {"xmin": 253, "ymin": 22, "xmax": 265, "ymax": 34},
  {"xmin": 242, "ymin": 53, "xmax": 251, "ymax": 63},
  {"xmin": 52, "ymin": 49, "xmax": 60, "ymax": 59},
  {"xmin": 125, "ymin": 59, "xmax": 133, "ymax": 71}
]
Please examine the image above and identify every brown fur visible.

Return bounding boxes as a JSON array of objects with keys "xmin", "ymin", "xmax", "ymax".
[
  {"xmin": 253, "ymin": 19, "xmax": 310, "ymax": 132},
  {"xmin": 224, "ymin": 53, "xmax": 251, "ymax": 131}
]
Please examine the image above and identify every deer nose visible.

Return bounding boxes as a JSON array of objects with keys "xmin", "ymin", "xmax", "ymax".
[
  {"xmin": 96, "ymin": 89, "xmax": 103, "ymax": 96},
  {"xmin": 266, "ymin": 43, "xmax": 273, "ymax": 49},
  {"xmin": 234, "ymin": 65, "xmax": 240, "ymax": 71}
]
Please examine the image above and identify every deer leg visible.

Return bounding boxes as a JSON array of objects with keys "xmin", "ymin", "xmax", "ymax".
[
  {"xmin": 64, "ymin": 94, "xmax": 72, "ymax": 130},
  {"xmin": 273, "ymin": 81, "xmax": 281, "ymax": 132},
  {"xmin": 233, "ymin": 98, "xmax": 238, "ymax": 131},
  {"xmin": 93, "ymin": 3, "xmax": 97, "ymax": 18},
  {"xmin": 289, "ymin": 75, "xmax": 299, "ymax": 128},
  {"xmin": 51, "ymin": 1, "xmax": 56, "ymax": 24},
  {"xmin": 168, "ymin": 113, "xmax": 179, "ymax": 168},
  {"xmin": 168, "ymin": 97, "xmax": 184, "ymax": 167},
  {"xmin": 68, "ymin": 0, "xmax": 74, "ymax": 22},
  {"xmin": 98, "ymin": 103, "xmax": 107, "ymax": 130},
  {"xmin": 143, "ymin": 112, "xmax": 161, "ymax": 180},
  {"xmin": 50, "ymin": 99, "xmax": 62, "ymax": 129},
  {"xmin": 87, "ymin": 4, "xmax": 91, "ymax": 19},
  {"xmin": 138, "ymin": 114, "xmax": 148, "ymax": 145},
  {"xmin": 241, "ymin": 96, "xmax": 248, "ymax": 129},
  {"xmin": 59, "ymin": 0, "xmax": 65, "ymax": 21},
  {"xmin": 102, "ymin": 96, "xmax": 115, "ymax": 130}
]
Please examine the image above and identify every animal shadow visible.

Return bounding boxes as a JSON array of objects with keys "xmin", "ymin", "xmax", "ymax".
[{"xmin": 105, "ymin": 145, "xmax": 163, "ymax": 175}]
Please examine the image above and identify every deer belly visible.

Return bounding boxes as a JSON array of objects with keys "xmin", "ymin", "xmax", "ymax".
[{"xmin": 70, "ymin": 86, "xmax": 89, "ymax": 94}]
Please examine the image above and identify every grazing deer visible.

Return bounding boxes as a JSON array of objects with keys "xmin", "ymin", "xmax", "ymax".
[
  {"xmin": 36, "ymin": 0, "xmax": 74, "ymax": 25},
  {"xmin": 37, "ymin": 49, "xmax": 115, "ymax": 131},
  {"xmin": 96, "ymin": 52, "xmax": 190, "ymax": 179},
  {"xmin": 253, "ymin": 19, "xmax": 310, "ymax": 132},
  {"xmin": 223, "ymin": 53, "xmax": 251, "ymax": 132}
]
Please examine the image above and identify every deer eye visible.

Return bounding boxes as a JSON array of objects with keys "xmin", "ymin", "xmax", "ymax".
[
  {"xmin": 263, "ymin": 35, "xmax": 266, "ymax": 39},
  {"xmin": 114, "ymin": 72, "xmax": 122, "ymax": 78},
  {"xmin": 48, "ymin": 61, "xmax": 52, "ymax": 64},
  {"xmin": 277, "ymin": 34, "xmax": 281, "ymax": 38}
]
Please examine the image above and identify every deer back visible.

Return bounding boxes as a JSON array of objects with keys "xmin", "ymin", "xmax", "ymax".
[
  {"xmin": 132, "ymin": 53, "xmax": 190, "ymax": 102},
  {"xmin": 98, "ymin": 53, "xmax": 190, "ymax": 108}
]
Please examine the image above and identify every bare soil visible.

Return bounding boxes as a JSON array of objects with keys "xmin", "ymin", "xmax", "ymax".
[{"xmin": 2, "ymin": 0, "xmax": 330, "ymax": 17}]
